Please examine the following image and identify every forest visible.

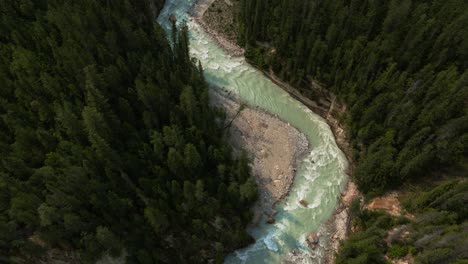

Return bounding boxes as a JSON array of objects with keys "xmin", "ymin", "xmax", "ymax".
[
  {"xmin": 336, "ymin": 179, "xmax": 467, "ymax": 264},
  {"xmin": 237, "ymin": 0, "xmax": 467, "ymax": 262},
  {"xmin": 0, "ymin": 0, "xmax": 257, "ymax": 263},
  {"xmin": 238, "ymin": 0, "xmax": 467, "ymax": 194},
  {"xmin": 1, "ymin": 0, "xmax": 467, "ymax": 262}
]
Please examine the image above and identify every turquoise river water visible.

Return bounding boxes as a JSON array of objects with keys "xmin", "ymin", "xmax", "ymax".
[{"xmin": 158, "ymin": 1, "xmax": 348, "ymax": 263}]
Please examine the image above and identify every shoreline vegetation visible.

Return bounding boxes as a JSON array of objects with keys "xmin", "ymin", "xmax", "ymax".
[{"xmin": 192, "ymin": 0, "xmax": 360, "ymax": 262}]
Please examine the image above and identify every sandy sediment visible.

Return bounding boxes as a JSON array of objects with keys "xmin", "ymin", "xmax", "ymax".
[{"xmin": 210, "ymin": 89, "xmax": 308, "ymax": 222}]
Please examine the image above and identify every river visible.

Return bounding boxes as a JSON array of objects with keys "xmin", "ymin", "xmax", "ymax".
[{"xmin": 157, "ymin": 1, "xmax": 348, "ymax": 263}]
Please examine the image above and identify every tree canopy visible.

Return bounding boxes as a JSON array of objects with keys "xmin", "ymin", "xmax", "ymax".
[
  {"xmin": 0, "ymin": 0, "xmax": 256, "ymax": 262},
  {"xmin": 238, "ymin": 0, "xmax": 468, "ymax": 194}
]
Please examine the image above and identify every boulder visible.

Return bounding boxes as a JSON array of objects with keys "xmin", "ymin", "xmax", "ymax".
[
  {"xmin": 267, "ymin": 216, "xmax": 275, "ymax": 224},
  {"xmin": 299, "ymin": 199, "xmax": 309, "ymax": 207},
  {"xmin": 169, "ymin": 14, "xmax": 177, "ymax": 23},
  {"xmin": 306, "ymin": 233, "xmax": 320, "ymax": 249}
]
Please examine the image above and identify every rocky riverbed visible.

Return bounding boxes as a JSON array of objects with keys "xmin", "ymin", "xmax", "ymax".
[{"xmin": 210, "ymin": 89, "xmax": 309, "ymax": 223}]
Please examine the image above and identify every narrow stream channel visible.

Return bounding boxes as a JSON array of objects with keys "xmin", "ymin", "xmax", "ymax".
[{"xmin": 158, "ymin": 1, "xmax": 349, "ymax": 263}]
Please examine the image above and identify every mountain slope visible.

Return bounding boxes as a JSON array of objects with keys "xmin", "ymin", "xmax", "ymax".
[{"xmin": 0, "ymin": 0, "xmax": 256, "ymax": 262}]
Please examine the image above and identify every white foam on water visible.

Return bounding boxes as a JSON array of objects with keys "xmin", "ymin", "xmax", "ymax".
[
  {"xmin": 298, "ymin": 234, "xmax": 308, "ymax": 247},
  {"xmin": 263, "ymin": 232, "xmax": 279, "ymax": 252},
  {"xmin": 207, "ymin": 62, "xmax": 220, "ymax": 70},
  {"xmin": 221, "ymin": 60, "xmax": 243, "ymax": 73},
  {"xmin": 234, "ymin": 250, "xmax": 248, "ymax": 263},
  {"xmin": 283, "ymin": 201, "xmax": 299, "ymax": 211},
  {"xmin": 276, "ymin": 219, "xmax": 290, "ymax": 231},
  {"xmin": 190, "ymin": 45, "xmax": 209, "ymax": 60},
  {"xmin": 308, "ymin": 190, "xmax": 325, "ymax": 209}
]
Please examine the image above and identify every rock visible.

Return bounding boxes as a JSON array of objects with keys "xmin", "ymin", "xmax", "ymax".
[
  {"xmin": 299, "ymin": 199, "xmax": 309, "ymax": 207},
  {"xmin": 306, "ymin": 233, "xmax": 320, "ymax": 249},
  {"xmin": 169, "ymin": 14, "xmax": 177, "ymax": 23},
  {"xmin": 267, "ymin": 216, "xmax": 275, "ymax": 224},
  {"xmin": 291, "ymin": 249, "xmax": 301, "ymax": 256}
]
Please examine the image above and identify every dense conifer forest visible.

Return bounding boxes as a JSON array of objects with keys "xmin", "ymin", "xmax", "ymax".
[
  {"xmin": 0, "ymin": 0, "xmax": 257, "ymax": 262},
  {"xmin": 1, "ymin": 0, "xmax": 467, "ymax": 262},
  {"xmin": 238, "ymin": 0, "xmax": 467, "ymax": 194},
  {"xmin": 237, "ymin": 0, "xmax": 467, "ymax": 262}
]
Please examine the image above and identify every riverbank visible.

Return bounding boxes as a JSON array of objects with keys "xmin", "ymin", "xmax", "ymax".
[
  {"xmin": 323, "ymin": 181, "xmax": 360, "ymax": 263},
  {"xmin": 195, "ymin": 0, "xmax": 360, "ymax": 262},
  {"xmin": 265, "ymin": 70, "xmax": 361, "ymax": 263},
  {"xmin": 264, "ymin": 70, "xmax": 354, "ymax": 169},
  {"xmin": 192, "ymin": 0, "xmax": 244, "ymax": 56},
  {"xmin": 210, "ymin": 89, "xmax": 309, "ymax": 223},
  {"xmin": 194, "ymin": 0, "xmax": 353, "ymax": 166}
]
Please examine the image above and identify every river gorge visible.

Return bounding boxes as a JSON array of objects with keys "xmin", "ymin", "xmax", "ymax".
[{"xmin": 157, "ymin": 1, "xmax": 349, "ymax": 263}]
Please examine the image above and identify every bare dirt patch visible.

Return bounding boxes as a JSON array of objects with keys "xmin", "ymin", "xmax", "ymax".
[
  {"xmin": 365, "ymin": 192, "xmax": 403, "ymax": 216},
  {"xmin": 365, "ymin": 191, "xmax": 414, "ymax": 219}
]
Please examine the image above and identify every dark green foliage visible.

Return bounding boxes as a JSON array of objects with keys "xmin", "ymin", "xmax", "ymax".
[
  {"xmin": 405, "ymin": 180, "xmax": 468, "ymax": 264},
  {"xmin": 387, "ymin": 243, "xmax": 412, "ymax": 259},
  {"xmin": 0, "ymin": 0, "xmax": 256, "ymax": 262},
  {"xmin": 238, "ymin": 0, "xmax": 468, "ymax": 262},
  {"xmin": 336, "ymin": 227, "xmax": 387, "ymax": 264},
  {"xmin": 409, "ymin": 180, "xmax": 468, "ymax": 222},
  {"xmin": 238, "ymin": 0, "xmax": 468, "ymax": 194},
  {"xmin": 336, "ymin": 203, "xmax": 399, "ymax": 264},
  {"xmin": 337, "ymin": 180, "xmax": 468, "ymax": 263}
]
